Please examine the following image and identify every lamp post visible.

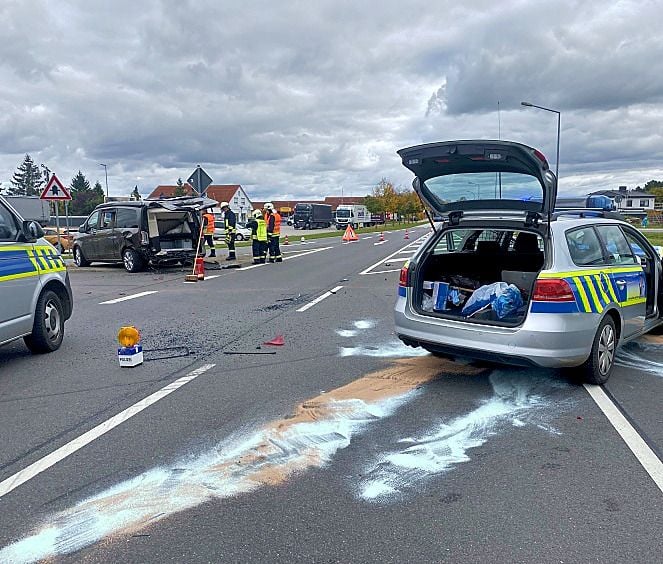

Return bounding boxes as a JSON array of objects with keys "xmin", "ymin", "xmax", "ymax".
[
  {"xmin": 99, "ymin": 163, "xmax": 109, "ymax": 200},
  {"xmin": 521, "ymin": 101, "xmax": 561, "ymax": 182}
]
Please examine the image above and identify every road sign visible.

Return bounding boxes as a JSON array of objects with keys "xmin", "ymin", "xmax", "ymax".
[
  {"xmin": 187, "ymin": 165, "xmax": 213, "ymax": 196},
  {"xmin": 40, "ymin": 174, "xmax": 72, "ymax": 201}
]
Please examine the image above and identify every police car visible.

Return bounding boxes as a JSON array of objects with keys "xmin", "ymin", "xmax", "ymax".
[
  {"xmin": 0, "ymin": 196, "xmax": 73, "ymax": 353},
  {"xmin": 395, "ymin": 140, "xmax": 662, "ymax": 384}
]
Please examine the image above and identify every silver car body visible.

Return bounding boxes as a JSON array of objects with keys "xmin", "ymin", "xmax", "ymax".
[
  {"xmin": 0, "ymin": 196, "xmax": 73, "ymax": 348},
  {"xmin": 395, "ymin": 216, "xmax": 662, "ymax": 368}
]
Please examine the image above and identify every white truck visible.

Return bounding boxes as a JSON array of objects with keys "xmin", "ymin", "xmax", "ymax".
[
  {"xmin": 3, "ymin": 196, "xmax": 50, "ymax": 224},
  {"xmin": 335, "ymin": 204, "xmax": 373, "ymax": 229}
]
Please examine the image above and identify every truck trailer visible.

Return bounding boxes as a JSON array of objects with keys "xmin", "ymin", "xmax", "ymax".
[{"xmin": 293, "ymin": 203, "xmax": 333, "ymax": 229}]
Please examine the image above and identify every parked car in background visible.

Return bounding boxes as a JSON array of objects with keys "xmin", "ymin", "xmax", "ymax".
[
  {"xmin": 72, "ymin": 197, "xmax": 216, "ymax": 272},
  {"xmin": 43, "ymin": 227, "xmax": 74, "ymax": 253},
  {"xmin": 213, "ymin": 221, "xmax": 252, "ymax": 241},
  {"xmin": 1, "ymin": 195, "xmax": 73, "ymax": 353},
  {"xmin": 395, "ymin": 139, "xmax": 663, "ymax": 385}
]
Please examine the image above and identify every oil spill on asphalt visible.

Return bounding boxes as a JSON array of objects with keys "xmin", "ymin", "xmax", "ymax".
[
  {"xmin": 616, "ymin": 335, "xmax": 663, "ymax": 377},
  {"xmin": 0, "ymin": 356, "xmax": 483, "ymax": 563},
  {"xmin": 359, "ymin": 370, "xmax": 573, "ymax": 502},
  {"xmin": 336, "ymin": 319, "xmax": 428, "ymax": 358}
]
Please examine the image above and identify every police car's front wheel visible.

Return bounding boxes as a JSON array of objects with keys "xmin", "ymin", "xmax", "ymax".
[
  {"xmin": 580, "ymin": 315, "xmax": 617, "ymax": 385},
  {"xmin": 24, "ymin": 290, "xmax": 65, "ymax": 353}
]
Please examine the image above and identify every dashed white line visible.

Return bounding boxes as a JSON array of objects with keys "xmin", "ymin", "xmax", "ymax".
[
  {"xmin": 0, "ymin": 364, "xmax": 216, "ymax": 499},
  {"xmin": 584, "ymin": 384, "xmax": 663, "ymax": 493},
  {"xmin": 239, "ymin": 246, "xmax": 333, "ymax": 270},
  {"xmin": 360, "ymin": 233, "xmax": 429, "ymax": 275},
  {"xmin": 99, "ymin": 291, "xmax": 158, "ymax": 305},
  {"xmin": 296, "ymin": 285, "xmax": 344, "ymax": 312},
  {"xmin": 374, "ymin": 240, "xmax": 387, "ymax": 246}
]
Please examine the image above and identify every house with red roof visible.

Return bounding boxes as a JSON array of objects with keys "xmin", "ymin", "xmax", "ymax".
[{"xmin": 147, "ymin": 184, "xmax": 254, "ymax": 223}]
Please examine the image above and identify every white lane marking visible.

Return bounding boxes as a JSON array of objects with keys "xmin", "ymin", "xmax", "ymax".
[
  {"xmin": 0, "ymin": 364, "xmax": 216, "ymax": 500},
  {"xmin": 584, "ymin": 384, "xmax": 663, "ymax": 493},
  {"xmin": 239, "ymin": 246, "xmax": 333, "ymax": 270},
  {"xmin": 359, "ymin": 233, "xmax": 429, "ymax": 275},
  {"xmin": 296, "ymin": 285, "xmax": 344, "ymax": 313},
  {"xmin": 99, "ymin": 291, "xmax": 158, "ymax": 305},
  {"xmin": 364, "ymin": 236, "xmax": 373, "ymax": 240},
  {"xmin": 366, "ymin": 269, "xmax": 401, "ymax": 275},
  {"xmin": 374, "ymin": 240, "xmax": 387, "ymax": 246}
]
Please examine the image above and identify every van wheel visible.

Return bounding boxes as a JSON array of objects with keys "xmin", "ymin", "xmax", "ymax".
[
  {"xmin": 579, "ymin": 316, "xmax": 617, "ymax": 385},
  {"xmin": 122, "ymin": 248, "xmax": 144, "ymax": 273},
  {"xmin": 236, "ymin": 233, "xmax": 244, "ymax": 241},
  {"xmin": 24, "ymin": 290, "xmax": 65, "ymax": 353},
  {"xmin": 73, "ymin": 246, "xmax": 90, "ymax": 267}
]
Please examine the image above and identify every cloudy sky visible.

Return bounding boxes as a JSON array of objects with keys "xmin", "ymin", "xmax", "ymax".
[{"xmin": 1, "ymin": 0, "xmax": 663, "ymax": 201}]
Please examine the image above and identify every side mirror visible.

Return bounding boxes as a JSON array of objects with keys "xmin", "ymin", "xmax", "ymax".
[
  {"xmin": 22, "ymin": 220, "xmax": 44, "ymax": 242},
  {"xmin": 79, "ymin": 225, "xmax": 86, "ymax": 233}
]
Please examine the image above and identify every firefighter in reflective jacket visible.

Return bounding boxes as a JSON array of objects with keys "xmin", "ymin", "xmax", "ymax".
[
  {"xmin": 219, "ymin": 201, "xmax": 237, "ymax": 261},
  {"xmin": 246, "ymin": 209, "xmax": 268, "ymax": 264},
  {"xmin": 202, "ymin": 210, "xmax": 216, "ymax": 257},
  {"xmin": 264, "ymin": 202, "xmax": 283, "ymax": 263}
]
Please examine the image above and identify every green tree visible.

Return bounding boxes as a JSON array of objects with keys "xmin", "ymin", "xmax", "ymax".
[
  {"xmin": 372, "ymin": 178, "xmax": 400, "ymax": 221},
  {"xmin": 9, "ymin": 154, "xmax": 43, "ymax": 196},
  {"xmin": 395, "ymin": 190, "xmax": 422, "ymax": 221},
  {"xmin": 69, "ymin": 172, "xmax": 104, "ymax": 215},
  {"xmin": 364, "ymin": 195, "xmax": 384, "ymax": 214},
  {"xmin": 173, "ymin": 177, "xmax": 188, "ymax": 197}
]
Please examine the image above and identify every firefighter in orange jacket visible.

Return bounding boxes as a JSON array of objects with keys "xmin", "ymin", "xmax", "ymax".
[
  {"xmin": 264, "ymin": 202, "xmax": 283, "ymax": 262},
  {"xmin": 202, "ymin": 210, "xmax": 216, "ymax": 257}
]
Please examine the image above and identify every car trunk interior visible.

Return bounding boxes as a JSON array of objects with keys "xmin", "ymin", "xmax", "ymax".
[
  {"xmin": 414, "ymin": 227, "xmax": 546, "ymax": 326},
  {"xmin": 147, "ymin": 210, "xmax": 195, "ymax": 251}
]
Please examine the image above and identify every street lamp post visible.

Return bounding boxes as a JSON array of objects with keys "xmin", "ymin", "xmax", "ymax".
[
  {"xmin": 521, "ymin": 101, "xmax": 561, "ymax": 182},
  {"xmin": 99, "ymin": 163, "xmax": 109, "ymax": 200}
]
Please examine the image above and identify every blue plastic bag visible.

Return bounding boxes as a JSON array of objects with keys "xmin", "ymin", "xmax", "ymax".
[{"xmin": 461, "ymin": 282, "xmax": 523, "ymax": 319}]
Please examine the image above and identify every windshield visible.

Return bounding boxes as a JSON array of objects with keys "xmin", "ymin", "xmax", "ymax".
[
  {"xmin": 336, "ymin": 209, "xmax": 351, "ymax": 218},
  {"xmin": 423, "ymin": 172, "xmax": 543, "ymax": 208}
]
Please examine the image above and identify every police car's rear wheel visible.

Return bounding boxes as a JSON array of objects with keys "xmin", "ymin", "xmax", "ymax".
[
  {"xmin": 24, "ymin": 290, "xmax": 64, "ymax": 353},
  {"xmin": 73, "ymin": 246, "xmax": 90, "ymax": 267},
  {"xmin": 580, "ymin": 315, "xmax": 617, "ymax": 385}
]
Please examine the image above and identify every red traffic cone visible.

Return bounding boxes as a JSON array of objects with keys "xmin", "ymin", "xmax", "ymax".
[
  {"xmin": 195, "ymin": 257, "xmax": 205, "ymax": 280},
  {"xmin": 284, "ymin": 234, "xmax": 289, "ymax": 245},
  {"xmin": 379, "ymin": 231, "xmax": 385, "ymax": 242},
  {"xmin": 264, "ymin": 334, "xmax": 285, "ymax": 346},
  {"xmin": 404, "ymin": 229, "xmax": 410, "ymax": 240}
]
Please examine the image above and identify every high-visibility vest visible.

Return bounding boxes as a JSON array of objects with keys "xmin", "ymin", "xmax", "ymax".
[
  {"xmin": 256, "ymin": 218, "xmax": 267, "ymax": 242},
  {"xmin": 203, "ymin": 213, "xmax": 215, "ymax": 235},
  {"xmin": 272, "ymin": 212, "xmax": 282, "ymax": 236}
]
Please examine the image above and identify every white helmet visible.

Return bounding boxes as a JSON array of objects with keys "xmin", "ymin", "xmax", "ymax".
[
  {"xmin": 219, "ymin": 201, "xmax": 230, "ymax": 209},
  {"xmin": 252, "ymin": 209, "xmax": 263, "ymax": 218},
  {"xmin": 264, "ymin": 202, "xmax": 274, "ymax": 211}
]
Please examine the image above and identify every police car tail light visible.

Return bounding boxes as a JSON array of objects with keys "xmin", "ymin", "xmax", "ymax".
[
  {"xmin": 533, "ymin": 279, "xmax": 575, "ymax": 302},
  {"xmin": 399, "ymin": 261, "xmax": 411, "ymax": 287},
  {"xmin": 141, "ymin": 231, "xmax": 149, "ymax": 245}
]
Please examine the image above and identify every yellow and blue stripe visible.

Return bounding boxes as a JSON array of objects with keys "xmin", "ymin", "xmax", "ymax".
[
  {"xmin": 533, "ymin": 267, "xmax": 646, "ymax": 314},
  {"xmin": 0, "ymin": 244, "xmax": 66, "ymax": 283}
]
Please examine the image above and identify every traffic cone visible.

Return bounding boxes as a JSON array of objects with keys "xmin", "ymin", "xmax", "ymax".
[
  {"xmin": 404, "ymin": 229, "xmax": 410, "ymax": 240},
  {"xmin": 195, "ymin": 257, "xmax": 205, "ymax": 280},
  {"xmin": 264, "ymin": 334, "xmax": 285, "ymax": 346},
  {"xmin": 342, "ymin": 225, "xmax": 359, "ymax": 242},
  {"xmin": 301, "ymin": 236, "xmax": 305, "ymax": 243},
  {"xmin": 379, "ymin": 231, "xmax": 385, "ymax": 242},
  {"xmin": 284, "ymin": 234, "xmax": 289, "ymax": 245}
]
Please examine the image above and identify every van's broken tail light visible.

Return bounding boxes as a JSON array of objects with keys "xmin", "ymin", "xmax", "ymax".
[
  {"xmin": 533, "ymin": 278, "xmax": 575, "ymax": 301},
  {"xmin": 141, "ymin": 231, "xmax": 149, "ymax": 245}
]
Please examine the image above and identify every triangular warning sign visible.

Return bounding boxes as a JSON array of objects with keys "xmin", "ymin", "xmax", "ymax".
[
  {"xmin": 342, "ymin": 224, "xmax": 358, "ymax": 242},
  {"xmin": 40, "ymin": 174, "xmax": 72, "ymax": 201}
]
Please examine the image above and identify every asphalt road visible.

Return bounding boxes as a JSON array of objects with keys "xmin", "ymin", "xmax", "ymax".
[{"xmin": 0, "ymin": 225, "xmax": 662, "ymax": 563}]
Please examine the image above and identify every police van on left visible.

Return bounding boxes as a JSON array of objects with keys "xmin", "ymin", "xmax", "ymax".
[{"xmin": 0, "ymin": 195, "xmax": 73, "ymax": 353}]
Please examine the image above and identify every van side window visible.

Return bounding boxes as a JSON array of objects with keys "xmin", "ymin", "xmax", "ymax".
[
  {"xmin": 100, "ymin": 210, "xmax": 115, "ymax": 229},
  {"xmin": 566, "ymin": 227, "xmax": 604, "ymax": 266},
  {"xmin": 0, "ymin": 202, "xmax": 19, "ymax": 241},
  {"xmin": 115, "ymin": 208, "xmax": 140, "ymax": 229},
  {"xmin": 87, "ymin": 212, "xmax": 100, "ymax": 230}
]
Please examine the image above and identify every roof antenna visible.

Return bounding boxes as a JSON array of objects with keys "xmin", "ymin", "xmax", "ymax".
[{"xmin": 497, "ymin": 100, "xmax": 501, "ymax": 140}]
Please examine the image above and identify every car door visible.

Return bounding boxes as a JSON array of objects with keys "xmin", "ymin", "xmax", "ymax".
[
  {"xmin": 621, "ymin": 226, "xmax": 658, "ymax": 319},
  {"xmin": 595, "ymin": 224, "xmax": 645, "ymax": 338},
  {"xmin": 96, "ymin": 208, "xmax": 117, "ymax": 259},
  {"xmin": 0, "ymin": 200, "xmax": 39, "ymax": 344},
  {"xmin": 78, "ymin": 211, "xmax": 101, "ymax": 259}
]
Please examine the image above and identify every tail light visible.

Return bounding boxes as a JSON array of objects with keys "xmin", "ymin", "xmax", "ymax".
[
  {"xmin": 399, "ymin": 261, "xmax": 411, "ymax": 287},
  {"xmin": 533, "ymin": 279, "xmax": 575, "ymax": 301},
  {"xmin": 141, "ymin": 230, "xmax": 149, "ymax": 245}
]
